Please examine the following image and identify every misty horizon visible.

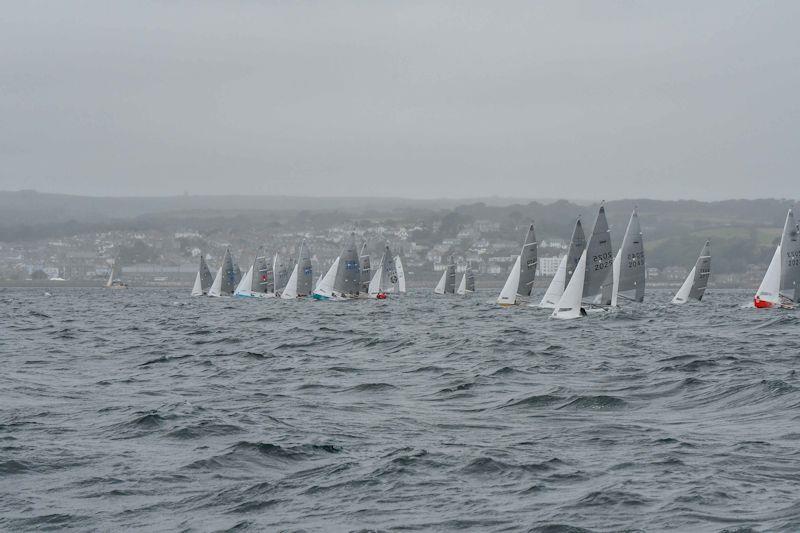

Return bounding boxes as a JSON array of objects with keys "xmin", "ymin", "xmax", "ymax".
[{"xmin": 3, "ymin": 2, "xmax": 799, "ymax": 200}]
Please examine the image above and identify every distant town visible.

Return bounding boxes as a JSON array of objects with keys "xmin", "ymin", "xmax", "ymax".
[{"xmin": 0, "ymin": 191, "xmax": 794, "ymax": 288}]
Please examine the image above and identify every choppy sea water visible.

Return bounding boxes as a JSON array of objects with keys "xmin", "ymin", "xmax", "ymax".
[{"xmin": 2, "ymin": 287, "xmax": 799, "ymax": 532}]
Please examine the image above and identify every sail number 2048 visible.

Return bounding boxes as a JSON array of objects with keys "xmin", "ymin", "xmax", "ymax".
[{"xmin": 627, "ymin": 251, "xmax": 645, "ymax": 269}]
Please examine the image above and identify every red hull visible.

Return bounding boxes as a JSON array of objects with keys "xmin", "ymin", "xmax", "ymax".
[{"xmin": 754, "ymin": 297, "xmax": 774, "ymax": 309}]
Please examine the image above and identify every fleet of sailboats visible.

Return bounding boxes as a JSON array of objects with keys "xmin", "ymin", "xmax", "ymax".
[{"xmin": 187, "ymin": 205, "xmax": 800, "ymax": 312}]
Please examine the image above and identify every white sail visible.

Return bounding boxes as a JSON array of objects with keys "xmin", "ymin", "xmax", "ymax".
[
  {"xmin": 552, "ymin": 250, "xmax": 587, "ymax": 320},
  {"xmin": 208, "ymin": 266, "xmax": 224, "ymax": 297},
  {"xmin": 281, "ymin": 264, "xmax": 299, "ymax": 299},
  {"xmin": 497, "ymin": 255, "xmax": 521, "ymax": 306},
  {"xmin": 394, "ymin": 255, "xmax": 406, "ymax": 293},
  {"xmin": 106, "ymin": 267, "xmax": 114, "ymax": 287},
  {"xmin": 456, "ymin": 271, "xmax": 467, "ymax": 295},
  {"xmin": 539, "ymin": 255, "xmax": 567, "ymax": 309},
  {"xmin": 234, "ymin": 264, "xmax": 254, "ymax": 297},
  {"xmin": 191, "ymin": 272, "xmax": 203, "ymax": 296},
  {"xmin": 672, "ymin": 266, "xmax": 696, "ymax": 304},
  {"xmin": 611, "ymin": 249, "xmax": 622, "ymax": 308},
  {"xmin": 755, "ymin": 246, "xmax": 782, "ymax": 307},
  {"xmin": 313, "ymin": 257, "xmax": 340, "ymax": 299},
  {"xmin": 434, "ymin": 269, "xmax": 447, "ymax": 294},
  {"xmin": 368, "ymin": 254, "xmax": 384, "ymax": 295}
]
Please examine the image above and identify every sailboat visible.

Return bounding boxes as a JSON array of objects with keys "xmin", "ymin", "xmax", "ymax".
[
  {"xmin": 754, "ymin": 209, "xmax": 799, "ymax": 309},
  {"xmin": 385, "ymin": 253, "xmax": 406, "ymax": 294},
  {"xmin": 672, "ymin": 240, "xmax": 711, "ymax": 304},
  {"xmin": 208, "ymin": 248, "xmax": 238, "ymax": 297},
  {"xmin": 367, "ymin": 244, "xmax": 399, "ymax": 299},
  {"xmin": 497, "ymin": 222, "xmax": 537, "ymax": 306},
  {"xmin": 551, "ymin": 250, "xmax": 587, "ymax": 320},
  {"xmin": 582, "ymin": 203, "xmax": 614, "ymax": 308},
  {"xmin": 433, "ymin": 255, "xmax": 456, "ymax": 294},
  {"xmin": 234, "ymin": 249, "xmax": 274, "ymax": 298},
  {"xmin": 272, "ymin": 252, "xmax": 290, "ymax": 297},
  {"xmin": 611, "ymin": 208, "xmax": 645, "ymax": 307},
  {"xmin": 552, "ymin": 204, "xmax": 613, "ymax": 318},
  {"xmin": 106, "ymin": 259, "xmax": 127, "ymax": 289},
  {"xmin": 281, "ymin": 239, "xmax": 313, "ymax": 299},
  {"xmin": 358, "ymin": 241, "xmax": 372, "ymax": 298},
  {"xmin": 191, "ymin": 253, "xmax": 214, "ymax": 296},
  {"xmin": 539, "ymin": 217, "xmax": 585, "ymax": 308},
  {"xmin": 312, "ymin": 233, "xmax": 361, "ymax": 300},
  {"xmin": 456, "ymin": 263, "xmax": 475, "ymax": 295}
]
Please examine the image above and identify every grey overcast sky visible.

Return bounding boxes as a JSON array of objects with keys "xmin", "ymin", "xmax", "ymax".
[{"xmin": 1, "ymin": 1, "xmax": 798, "ymax": 200}]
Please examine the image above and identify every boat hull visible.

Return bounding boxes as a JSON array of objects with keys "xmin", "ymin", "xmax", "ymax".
[{"xmin": 754, "ymin": 297, "xmax": 774, "ymax": 309}]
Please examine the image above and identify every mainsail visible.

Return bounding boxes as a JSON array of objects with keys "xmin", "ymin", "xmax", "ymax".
[
  {"xmin": 333, "ymin": 233, "xmax": 361, "ymax": 297},
  {"xmin": 779, "ymin": 210, "xmax": 799, "ymax": 303},
  {"xmin": 273, "ymin": 252, "xmax": 290, "ymax": 295},
  {"xmin": 565, "ymin": 217, "xmax": 586, "ymax": 287},
  {"xmin": 296, "ymin": 240, "xmax": 313, "ymax": 296},
  {"xmin": 672, "ymin": 240, "xmax": 711, "ymax": 304},
  {"xmin": 539, "ymin": 255, "xmax": 567, "ymax": 308},
  {"xmin": 611, "ymin": 208, "xmax": 645, "ymax": 306},
  {"xmin": 254, "ymin": 253, "xmax": 271, "ymax": 295},
  {"xmin": 552, "ymin": 250, "xmax": 587, "ymax": 320},
  {"xmin": 359, "ymin": 241, "xmax": 371, "ymax": 295},
  {"xmin": 582, "ymin": 204, "xmax": 614, "ymax": 306},
  {"xmin": 518, "ymin": 223, "xmax": 537, "ymax": 297},
  {"xmin": 465, "ymin": 264, "xmax": 475, "ymax": 293}
]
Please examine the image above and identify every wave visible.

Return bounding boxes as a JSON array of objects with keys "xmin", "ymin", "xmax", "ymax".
[
  {"xmin": 165, "ymin": 422, "xmax": 244, "ymax": 440},
  {"xmin": 557, "ymin": 395, "xmax": 629, "ymax": 410},
  {"xmin": 529, "ymin": 525, "xmax": 596, "ymax": 533},
  {"xmin": 460, "ymin": 456, "xmax": 563, "ymax": 475},
  {"xmin": 183, "ymin": 441, "xmax": 341, "ymax": 471},
  {"xmin": 502, "ymin": 394, "xmax": 566, "ymax": 409},
  {"xmin": 341, "ymin": 383, "xmax": 397, "ymax": 393}
]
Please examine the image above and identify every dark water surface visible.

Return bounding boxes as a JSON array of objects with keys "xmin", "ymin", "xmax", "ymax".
[{"xmin": 2, "ymin": 288, "xmax": 799, "ymax": 532}]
